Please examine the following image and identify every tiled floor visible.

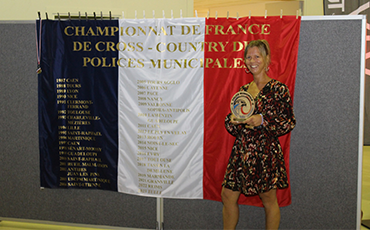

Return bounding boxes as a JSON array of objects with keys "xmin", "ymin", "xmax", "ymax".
[{"xmin": 1, "ymin": 147, "xmax": 369, "ymax": 230}]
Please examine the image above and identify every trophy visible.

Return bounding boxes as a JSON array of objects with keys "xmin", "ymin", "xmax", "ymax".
[{"xmin": 230, "ymin": 91, "xmax": 255, "ymax": 121}]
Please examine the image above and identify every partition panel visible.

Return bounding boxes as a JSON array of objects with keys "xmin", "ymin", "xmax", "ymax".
[{"xmin": 0, "ymin": 16, "xmax": 365, "ymax": 229}]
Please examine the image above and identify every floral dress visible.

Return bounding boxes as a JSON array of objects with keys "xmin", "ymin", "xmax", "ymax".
[{"xmin": 222, "ymin": 79, "xmax": 296, "ymax": 196}]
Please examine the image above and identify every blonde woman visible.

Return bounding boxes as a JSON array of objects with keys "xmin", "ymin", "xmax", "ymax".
[{"xmin": 222, "ymin": 40, "xmax": 296, "ymax": 230}]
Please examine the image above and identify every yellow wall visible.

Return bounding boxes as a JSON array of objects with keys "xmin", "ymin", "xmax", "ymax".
[
  {"xmin": 0, "ymin": 0, "xmax": 193, "ymax": 20},
  {"xmin": 0, "ymin": 0, "xmax": 323, "ymax": 21},
  {"xmin": 303, "ymin": 0, "xmax": 324, "ymax": 15},
  {"xmin": 199, "ymin": 3, "xmax": 266, "ymax": 18},
  {"xmin": 199, "ymin": 2, "xmax": 301, "ymax": 18},
  {"xmin": 198, "ymin": 0, "xmax": 323, "ymax": 18},
  {"xmin": 266, "ymin": 1, "xmax": 302, "ymax": 16}
]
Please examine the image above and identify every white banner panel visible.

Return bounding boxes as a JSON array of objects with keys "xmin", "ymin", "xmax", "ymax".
[{"xmin": 118, "ymin": 18, "xmax": 205, "ymax": 198}]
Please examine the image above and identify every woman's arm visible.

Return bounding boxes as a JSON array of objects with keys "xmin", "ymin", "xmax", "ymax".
[{"xmin": 261, "ymin": 84, "xmax": 296, "ymax": 137}]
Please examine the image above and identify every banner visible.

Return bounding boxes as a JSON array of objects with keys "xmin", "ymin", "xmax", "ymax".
[{"xmin": 38, "ymin": 16, "xmax": 301, "ymax": 206}]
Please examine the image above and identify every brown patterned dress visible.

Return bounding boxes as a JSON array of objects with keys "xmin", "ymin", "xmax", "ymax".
[{"xmin": 222, "ymin": 79, "xmax": 296, "ymax": 196}]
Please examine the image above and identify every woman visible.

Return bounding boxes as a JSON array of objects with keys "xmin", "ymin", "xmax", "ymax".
[{"xmin": 221, "ymin": 39, "xmax": 296, "ymax": 230}]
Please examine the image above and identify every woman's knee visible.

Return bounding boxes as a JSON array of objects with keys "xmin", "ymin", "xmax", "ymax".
[
  {"xmin": 259, "ymin": 189, "xmax": 278, "ymax": 207},
  {"xmin": 221, "ymin": 187, "xmax": 240, "ymax": 205}
]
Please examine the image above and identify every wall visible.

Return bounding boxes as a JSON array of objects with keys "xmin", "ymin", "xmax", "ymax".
[
  {"xmin": 0, "ymin": 0, "xmax": 324, "ymax": 21},
  {"xmin": 303, "ymin": 0, "xmax": 324, "ymax": 15},
  {"xmin": 266, "ymin": 1, "xmax": 302, "ymax": 16},
  {"xmin": 0, "ymin": 0, "xmax": 193, "ymax": 20},
  {"xmin": 201, "ymin": 2, "xmax": 266, "ymax": 18},
  {"xmin": 205, "ymin": 2, "xmax": 302, "ymax": 18}
]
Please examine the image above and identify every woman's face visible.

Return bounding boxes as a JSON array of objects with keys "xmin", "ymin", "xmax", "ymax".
[{"xmin": 244, "ymin": 46, "xmax": 267, "ymax": 76}]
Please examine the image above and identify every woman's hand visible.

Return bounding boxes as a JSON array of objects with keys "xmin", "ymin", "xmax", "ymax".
[
  {"xmin": 230, "ymin": 114, "xmax": 243, "ymax": 125},
  {"xmin": 230, "ymin": 114, "xmax": 263, "ymax": 129},
  {"xmin": 245, "ymin": 114, "xmax": 263, "ymax": 127}
]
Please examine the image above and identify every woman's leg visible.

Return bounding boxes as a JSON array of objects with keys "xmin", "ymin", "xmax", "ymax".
[
  {"xmin": 259, "ymin": 189, "xmax": 280, "ymax": 230},
  {"xmin": 221, "ymin": 187, "xmax": 241, "ymax": 230}
]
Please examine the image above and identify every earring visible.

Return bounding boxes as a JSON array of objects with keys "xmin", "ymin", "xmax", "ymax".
[
  {"xmin": 245, "ymin": 69, "xmax": 250, "ymax": 74},
  {"xmin": 266, "ymin": 66, "xmax": 270, "ymax": 72}
]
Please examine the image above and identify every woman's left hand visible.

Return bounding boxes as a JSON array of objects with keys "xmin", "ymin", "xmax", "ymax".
[{"xmin": 243, "ymin": 114, "xmax": 263, "ymax": 129}]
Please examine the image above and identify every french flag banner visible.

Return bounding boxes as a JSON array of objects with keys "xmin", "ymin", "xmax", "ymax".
[{"xmin": 38, "ymin": 16, "xmax": 300, "ymax": 206}]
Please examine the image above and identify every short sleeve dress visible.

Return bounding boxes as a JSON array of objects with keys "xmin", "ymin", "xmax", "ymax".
[{"xmin": 222, "ymin": 79, "xmax": 296, "ymax": 196}]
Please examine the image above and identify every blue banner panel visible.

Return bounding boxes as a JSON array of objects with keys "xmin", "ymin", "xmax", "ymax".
[{"xmin": 38, "ymin": 19, "xmax": 119, "ymax": 191}]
